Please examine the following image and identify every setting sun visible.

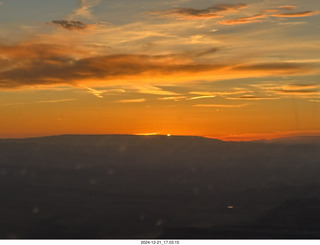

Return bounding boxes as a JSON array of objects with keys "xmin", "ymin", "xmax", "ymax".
[
  {"xmin": 0, "ymin": 0, "xmax": 319, "ymax": 141},
  {"xmin": 1, "ymin": 0, "xmax": 320, "ymax": 239}
]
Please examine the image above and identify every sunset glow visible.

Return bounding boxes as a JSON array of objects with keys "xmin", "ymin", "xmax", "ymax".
[{"xmin": 0, "ymin": 0, "xmax": 319, "ymax": 140}]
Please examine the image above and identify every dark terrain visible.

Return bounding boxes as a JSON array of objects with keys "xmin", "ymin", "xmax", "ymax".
[{"xmin": 1, "ymin": 134, "xmax": 320, "ymax": 239}]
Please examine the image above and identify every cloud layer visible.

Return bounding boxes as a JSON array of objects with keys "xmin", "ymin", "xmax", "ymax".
[
  {"xmin": 149, "ymin": 3, "xmax": 247, "ymax": 20},
  {"xmin": 272, "ymin": 11, "xmax": 319, "ymax": 18},
  {"xmin": 149, "ymin": 2, "xmax": 319, "ymax": 25},
  {"xmin": 0, "ymin": 42, "xmax": 315, "ymax": 89}
]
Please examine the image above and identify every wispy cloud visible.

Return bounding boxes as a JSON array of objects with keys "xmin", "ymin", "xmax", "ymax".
[
  {"xmin": 37, "ymin": 99, "xmax": 76, "ymax": 103},
  {"xmin": 275, "ymin": 85, "xmax": 320, "ymax": 95},
  {"xmin": 250, "ymin": 83, "xmax": 320, "ymax": 98},
  {"xmin": 148, "ymin": 2, "xmax": 318, "ymax": 26},
  {"xmin": 116, "ymin": 98, "xmax": 146, "ymax": 103},
  {"xmin": 281, "ymin": 84, "xmax": 318, "ymax": 90},
  {"xmin": 277, "ymin": 5, "xmax": 298, "ymax": 11},
  {"xmin": 68, "ymin": 0, "xmax": 101, "ymax": 20},
  {"xmin": 133, "ymin": 85, "xmax": 178, "ymax": 96},
  {"xmin": 193, "ymin": 103, "xmax": 249, "ymax": 108},
  {"xmin": 272, "ymin": 11, "xmax": 319, "ymax": 18},
  {"xmin": 80, "ymin": 85, "xmax": 106, "ymax": 98},
  {"xmin": 1, "ymin": 98, "xmax": 76, "ymax": 107},
  {"xmin": 188, "ymin": 95, "xmax": 216, "ymax": 100},
  {"xmin": 234, "ymin": 62, "xmax": 310, "ymax": 74},
  {"xmin": 149, "ymin": 3, "xmax": 247, "ymax": 20},
  {"xmin": 216, "ymin": 4, "xmax": 318, "ymax": 25},
  {"xmin": 226, "ymin": 95, "xmax": 279, "ymax": 100},
  {"xmin": 158, "ymin": 96, "xmax": 186, "ymax": 101},
  {"xmin": 188, "ymin": 48, "xmax": 220, "ymax": 58},
  {"xmin": 218, "ymin": 14, "xmax": 267, "ymax": 25},
  {"xmin": 189, "ymin": 91, "xmax": 246, "ymax": 96}
]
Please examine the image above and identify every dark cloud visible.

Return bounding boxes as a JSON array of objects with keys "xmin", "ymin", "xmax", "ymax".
[
  {"xmin": 50, "ymin": 20, "xmax": 95, "ymax": 31},
  {"xmin": 234, "ymin": 62, "xmax": 310, "ymax": 74},
  {"xmin": 0, "ymin": 43, "xmax": 82, "ymax": 60},
  {"xmin": 0, "ymin": 44, "xmax": 225, "ymax": 88},
  {"xmin": 189, "ymin": 48, "xmax": 220, "ymax": 57},
  {"xmin": 149, "ymin": 3, "xmax": 247, "ymax": 20},
  {"xmin": 0, "ymin": 43, "xmax": 316, "ymax": 89}
]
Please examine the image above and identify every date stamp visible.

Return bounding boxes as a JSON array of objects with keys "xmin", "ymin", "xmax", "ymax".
[{"xmin": 141, "ymin": 240, "xmax": 180, "ymax": 245}]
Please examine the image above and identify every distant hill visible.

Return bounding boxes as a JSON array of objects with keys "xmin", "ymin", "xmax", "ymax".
[
  {"xmin": 267, "ymin": 135, "xmax": 320, "ymax": 144},
  {"xmin": 0, "ymin": 134, "xmax": 320, "ymax": 238}
]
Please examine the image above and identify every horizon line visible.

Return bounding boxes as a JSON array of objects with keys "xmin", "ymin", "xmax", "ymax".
[{"xmin": 1, "ymin": 133, "xmax": 320, "ymax": 142}]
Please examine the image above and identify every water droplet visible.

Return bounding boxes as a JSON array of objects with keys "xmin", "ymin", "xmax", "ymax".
[
  {"xmin": 156, "ymin": 219, "xmax": 163, "ymax": 226},
  {"xmin": 33, "ymin": 207, "xmax": 39, "ymax": 214}
]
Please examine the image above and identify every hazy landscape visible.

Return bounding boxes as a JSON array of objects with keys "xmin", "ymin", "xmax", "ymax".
[{"xmin": 1, "ymin": 134, "xmax": 320, "ymax": 239}]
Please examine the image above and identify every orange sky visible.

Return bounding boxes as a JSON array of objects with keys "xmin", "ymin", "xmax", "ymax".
[{"xmin": 0, "ymin": 0, "xmax": 319, "ymax": 140}]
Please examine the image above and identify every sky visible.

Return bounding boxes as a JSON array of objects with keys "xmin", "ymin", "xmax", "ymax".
[{"xmin": 0, "ymin": 0, "xmax": 319, "ymax": 140}]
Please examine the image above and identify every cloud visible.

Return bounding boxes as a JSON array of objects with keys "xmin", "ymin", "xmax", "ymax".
[
  {"xmin": 218, "ymin": 14, "xmax": 267, "ymax": 25},
  {"xmin": 282, "ymin": 84, "xmax": 318, "ymax": 90},
  {"xmin": 272, "ymin": 11, "xmax": 319, "ymax": 18},
  {"xmin": 276, "ymin": 84, "xmax": 319, "ymax": 95},
  {"xmin": 37, "ymin": 99, "xmax": 76, "ymax": 103},
  {"xmin": 0, "ymin": 42, "xmax": 317, "ymax": 90},
  {"xmin": 277, "ymin": 5, "xmax": 298, "ymax": 11},
  {"xmin": 132, "ymin": 85, "xmax": 178, "ymax": 96},
  {"xmin": 189, "ymin": 91, "xmax": 246, "ymax": 96},
  {"xmin": 216, "ymin": 5, "xmax": 318, "ymax": 25},
  {"xmin": 226, "ymin": 95, "xmax": 279, "ymax": 100},
  {"xmin": 0, "ymin": 43, "xmax": 82, "ymax": 60},
  {"xmin": 80, "ymin": 85, "xmax": 106, "ymax": 98},
  {"xmin": 68, "ymin": 0, "xmax": 101, "ymax": 20},
  {"xmin": 50, "ymin": 20, "xmax": 97, "ymax": 31},
  {"xmin": 193, "ymin": 103, "xmax": 249, "ymax": 108},
  {"xmin": 116, "ymin": 98, "xmax": 146, "ymax": 103},
  {"xmin": 276, "ymin": 90, "xmax": 319, "ymax": 95},
  {"xmin": 1, "ymin": 98, "xmax": 76, "ymax": 107},
  {"xmin": 234, "ymin": 62, "xmax": 310, "ymax": 74},
  {"xmin": 158, "ymin": 96, "xmax": 186, "ymax": 101},
  {"xmin": 188, "ymin": 95, "xmax": 216, "ymax": 100},
  {"xmin": 149, "ymin": 3, "xmax": 247, "ymax": 20},
  {"xmin": 250, "ymin": 83, "xmax": 320, "ymax": 98},
  {"xmin": 188, "ymin": 48, "xmax": 220, "ymax": 57},
  {"xmin": 0, "ymin": 45, "xmax": 225, "ymax": 89}
]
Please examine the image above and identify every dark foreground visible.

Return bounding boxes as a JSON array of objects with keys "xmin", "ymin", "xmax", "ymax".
[{"xmin": 1, "ymin": 135, "xmax": 320, "ymax": 239}]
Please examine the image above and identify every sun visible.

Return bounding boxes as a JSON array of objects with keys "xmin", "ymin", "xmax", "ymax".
[{"xmin": 167, "ymin": 134, "xmax": 171, "ymax": 137}]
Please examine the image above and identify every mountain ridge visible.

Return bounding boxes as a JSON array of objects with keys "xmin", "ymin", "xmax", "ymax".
[{"xmin": 1, "ymin": 133, "xmax": 320, "ymax": 144}]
